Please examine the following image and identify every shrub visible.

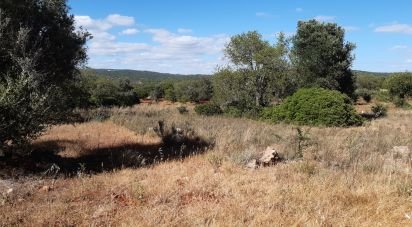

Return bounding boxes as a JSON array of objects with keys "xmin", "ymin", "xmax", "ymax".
[
  {"xmin": 371, "ymin": 104, "xmax": 387, "ymax": 118},
  {"xmin": 356, "ymin": 88, "xmax": 372, "ymax": 103},
  {"xmin": 224, "ymin": 106, "xmax": 243, "ymax": 118},
  {"xmin": 393, "ymin": 97, "xmax": 411, "ymax": 108},
  {"xmin": 261, "ymin": 88, "xmax": 363, "ymax": 127},
  {"xmin": 176, "ymin": 106, "xmax": 189, "ymax": 114},
  {"xmin": 375, "ymin": 90, "xmax": 391, "ymax": 102},
  {"xmin": 385, "ymin": 73, "xmax": 412, "ymax": 99},
  {"xmin": 194, "ymin": 103, "xmax": 223, "ymax": 116}
]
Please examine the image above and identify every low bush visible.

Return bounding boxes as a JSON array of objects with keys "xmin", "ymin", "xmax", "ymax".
[
  {"xmin": 176, "ymin": 106, "xmax": 189, "ymax": 114},
  {"xmin": 356, "ymin": 88, "xmax": 372, "ymax": 103},
  {"xmin": 261, "ymin": 88, "xmax": 363, "ymax": 127},
  {"xmin": 371, "ymin": 104, "xmax": 387, "ymax": 118},
  {"xmin": 194, "ymin": 103, "xmax": 223, "ymax": 116},
  {"xmin": 224, "ymin": 106, "xmax": 243, "ymax": 118},
  {"xmin": 375, "ymin": 90, "xmax": 391, "ymax": 102}
]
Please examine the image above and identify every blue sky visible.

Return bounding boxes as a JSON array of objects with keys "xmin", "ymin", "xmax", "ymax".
[{"xmin": 69, "ymin": 0, "xmax": 412, "ymax": 74}]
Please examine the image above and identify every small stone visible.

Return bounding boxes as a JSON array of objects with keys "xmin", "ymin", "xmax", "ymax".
[
  {"xmin": 6, "ymin": 188, "xmax": 13, "ymax": 194},
  {"xmin": 39, "ymin": 185, "xmax": 52, "ymax": 192},
  {"xmin": 246, "ymin": 159, "xmax": 257, "ymax": 169}
]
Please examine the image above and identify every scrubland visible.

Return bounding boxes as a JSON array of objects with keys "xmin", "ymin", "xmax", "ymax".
[{"xmin": 1, "ymin": 102, "xmax": 412, "ymax": 226}]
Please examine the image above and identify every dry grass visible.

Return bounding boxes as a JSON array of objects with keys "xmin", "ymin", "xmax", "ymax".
[{"xmin": 1, "ymin": 103, "xmax": 412, "ymax": 226}]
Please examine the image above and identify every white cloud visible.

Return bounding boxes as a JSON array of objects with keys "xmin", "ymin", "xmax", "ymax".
[
  {"xmin": 406, "ymin": 59, "xmax": 412, "ymax": 63},
  {"xmin": 105, "ymin": 14, "xmax": 135, "ymax": 26},
  {"xmin": 75, "ymin": 14, "xmax": 137, "ymax": 42},
  {"xmin": 391, "ymin": 45, "xmax": 408, "ymax": 50},
  {"xmin": 313, "ymin": 15, "xmax": 336, "ymax": 22},
  {"xmin": 120, "ymin": 28, "xmax": 139, "ymax": 35},
  {"xmin": 75, "ymin": 14, "xmax": 135, "ymax": 31},
  {"xmin": 296, "ymin": 8, "xmax": 303, "ymax": 12},
  {"xmin": 75, "ymin": 15, "xmax": 112, "ymax": 31},
  {"xmin": 177, "ymin": 28, "xmax": 192, "ymax": 34},
  {"xmin": 75, "ymin": 14, "xmax": 229, "ymax": 74},
  {"xmin": 375, "ymin": 23, "xmax": 412, "ymax": 34},
  {"xmin": 343, "ymin": 26, "xmax": 360, "ymax": 32}
]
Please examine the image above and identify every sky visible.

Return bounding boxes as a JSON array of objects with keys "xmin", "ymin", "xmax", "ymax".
[{"xmin": 69, "ymin": 0, "xmax": 412, "ymax": 74}]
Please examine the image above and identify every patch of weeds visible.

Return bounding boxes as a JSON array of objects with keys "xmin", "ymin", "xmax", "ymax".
[
  {"xmin": 397, "ymin": 180, "xmax": 412, "ymax": 197},
  {"xmin": 285, "ymin": 127, "xmax": 314, "ymax": 159},
  {"xmin": 207, "ymin": 152, "xmax": 224, "ymax": 170},
  {"xmin": 296, "ymin": 161, "xmax": 318, "ymax": 176},
  {"xmin": 228, "ymin": 147, "xmax": 259, "ymax": 166},
  {"xmin": 130, "ymin": 182, "xmax": 145, "ymax": 201}
]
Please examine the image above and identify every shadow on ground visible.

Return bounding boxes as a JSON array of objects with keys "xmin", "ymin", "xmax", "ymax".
[{"xmin": 0, "ymin": 136, "xmax": 212, "ymax": 178}]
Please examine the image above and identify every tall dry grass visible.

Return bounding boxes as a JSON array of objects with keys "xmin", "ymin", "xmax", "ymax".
[{"xmin": 1, "ymin": 103, "xmax": 412, "ymax": 226}]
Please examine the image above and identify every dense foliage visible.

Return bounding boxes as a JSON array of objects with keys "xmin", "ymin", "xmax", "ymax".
[
  {"xmin": 383, "ymin": 73, "xmax": 412, "ymax": 107},
  {"xmin": 292, "ymin": 20, "xmax": 356, "ymax": 98},
  {"xmin": 355, "ymin": 88, "xmax": 372, "ymax": 103},
  {"xmin": 194, "ymin": 103, "xmax": 223, "ymax": 116},
  {"xmin": 384, "ymin": 73, "xmax": 412, "ymax": 99},
  {"xmin": 0, "ymin": 0, "xmax": 89, "ymax": 149},
  {"xmin": 261, "ymin": 88, "xmax": 363, "ymax": 127}
]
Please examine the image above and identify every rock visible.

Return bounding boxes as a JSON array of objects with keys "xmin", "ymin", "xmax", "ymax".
[
  {"xmin": 246, "ymin": 159, "xmax": 258, "ymax": 169},
  {"xmin": 39, "ymin": 185, "xmax": 52, "ymax": 192},
  {"xmin": 6, "ymin": 188, "xmax": 13, "ymax": 194},
  {"xmin": 258, "ymin": 146, "xmax": 283, "ymax": 167}
]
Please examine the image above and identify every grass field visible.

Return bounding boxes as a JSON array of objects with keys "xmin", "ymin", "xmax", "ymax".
[{"xmin": 1, "ymin": 103, "xmax": 412, "ymax": 226}]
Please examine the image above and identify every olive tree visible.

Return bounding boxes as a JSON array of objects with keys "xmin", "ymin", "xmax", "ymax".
[
  {"xmin": 0, "ymin": 0, "xmax": 89, "ymax": 151},
  {"xmin": 214, "ymin": 31, "xmax": 289, "ymax": 111}
]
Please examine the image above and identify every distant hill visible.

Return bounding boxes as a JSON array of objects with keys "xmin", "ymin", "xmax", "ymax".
[
  {"xmin": 90, "ymin": 69, "xmax": 210, "ymax": 81},
  {"xmin": 85, "ymin": 68, "xmax": 393, "ymax": 82},
  {"xmin": 353, "ymin": 70, "xmax": 391, "ymax": 77}
]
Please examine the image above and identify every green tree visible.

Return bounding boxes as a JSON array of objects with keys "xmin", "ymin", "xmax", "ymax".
[
  {"xmin": 214, "ymin": 31, "xmax": 289, "ymax": 113},
  {"xmin": 0, "ymin": 0, "xmax": 89, "ymax": 150},
  {"xmin": 291, "ymin": 20, "xmax": 356, "ymax": 98},
  {"xmin": 224, "ymin": 31, "xmax": 287, "ymax": 106},
  {"xmin": 385, "ymin": 73, "xmax": 412, "ymax": 99}
]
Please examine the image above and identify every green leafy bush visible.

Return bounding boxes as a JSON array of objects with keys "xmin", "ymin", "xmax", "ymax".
[
  {"xmin": 356, "ymin": 88, "xmax": 372, "ymax": 103},
  {"xmin": 194, "ymin": 103, "xmax": 223, "ymax": 116},
  {"xmin": 261, "ymin": 88, "xmax": 363, "ymax": 127},
  {"xmin": 224, "ymin": 106, "xmax": 243, "ymax": 118},
  {"xmin": 375, "ymin": 90, "xmax": 391, "ymax": 102}
]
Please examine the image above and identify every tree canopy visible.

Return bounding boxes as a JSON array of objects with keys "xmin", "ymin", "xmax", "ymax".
[
  {"xmin": 291, "ymin": 20, "xmax": 356, "ymax": 98},
  {"xmin": 0, "ymin": 0, "xmax": 89, "ymax": 150},
  {"xmin": 213, "ymin": 31, "xmax": 290, "ymax": 114}
]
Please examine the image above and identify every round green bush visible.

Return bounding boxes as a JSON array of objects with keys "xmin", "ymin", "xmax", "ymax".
[
  {"xmin": 261, "ymin": 88, "xmax": 363, "ymax": 127},
  {"xmin": 194, "ymin": 103, "xmax": 223, "ymax": 116}
]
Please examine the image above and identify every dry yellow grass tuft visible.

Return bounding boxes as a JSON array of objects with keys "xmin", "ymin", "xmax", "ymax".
[{"xmin": 1, "ymin": 104, "xmax": 412, "ymax": 226}]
